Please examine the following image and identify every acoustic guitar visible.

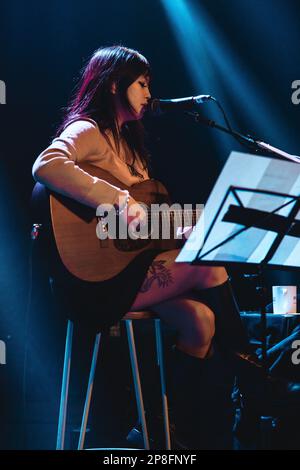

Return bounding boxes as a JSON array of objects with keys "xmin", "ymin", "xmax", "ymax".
[{"xmin": 39, "ymin": 163, "xmax": 200, "ymax": 282}]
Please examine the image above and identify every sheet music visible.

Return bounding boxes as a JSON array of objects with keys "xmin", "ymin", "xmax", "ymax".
[{"xmin": 177, "ymin": 151, "xmax": 300, "ymax": 268}]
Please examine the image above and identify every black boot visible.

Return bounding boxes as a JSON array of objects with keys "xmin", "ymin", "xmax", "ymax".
[
  {"xmin": 195, "ymin": 279, "xmax": 265, "ymax": 377},
  {"xmin": 196, "ymin": 279, "xmax": 251, "ymax": 354},
  {"xmin": 170, "ymin": 344, "xmax": 235, "ymax": 449}
]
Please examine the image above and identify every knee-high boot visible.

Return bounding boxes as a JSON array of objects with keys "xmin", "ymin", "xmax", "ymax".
[
  {"xmin": 170, "ymin": 344, "xmax": 235, "ymax": 449},
  {"xmin": 194, "ymin": 279, "xmax": 271, "ymax": 390},
  {"xmin": 196, "ymin": 279, "xmax": 251, "ymax": 354}
]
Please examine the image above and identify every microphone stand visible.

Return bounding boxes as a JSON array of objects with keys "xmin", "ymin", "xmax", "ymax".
[
  {"xmin": 188, "ymin": 111, "xmax": 300, "ymax": 371},
  {"xmin": 188, "ymin": 112, "xmax": 300, "ymax": 163}
]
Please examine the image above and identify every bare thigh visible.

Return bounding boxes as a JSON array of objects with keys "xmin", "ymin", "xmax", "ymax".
[{"xmin": 130, "ymin": 249, "xmax": 227, "ymax": 311}]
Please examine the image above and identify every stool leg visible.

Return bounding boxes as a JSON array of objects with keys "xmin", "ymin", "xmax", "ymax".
[
  {"xmin": 260, "ymin": 415, "xmax": 274, "ymax": 449},
  {"xmin": 56, "ymin": 320, "xmax": 73, "ymax": 450},
  {"xmin": 154, "ymin": 319, "xmax": 171, "ymax": 450},
  {"xmin": 78, "ymin": 332, "xmax": 102, "ymax": 450},
  {"xmin": 125, "ymin": 320, "xmax": 150, "ymax": 450}
]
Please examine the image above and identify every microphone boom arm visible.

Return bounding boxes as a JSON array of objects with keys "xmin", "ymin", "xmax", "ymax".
[{"xmin": 189, "ymin": 112, "xmax": 300, "ymax": 164}]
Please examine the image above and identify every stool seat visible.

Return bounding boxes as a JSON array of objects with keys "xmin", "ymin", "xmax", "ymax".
[{"xmin": 124, "ymin": 311, "xmax": 158, "ymax": 320}]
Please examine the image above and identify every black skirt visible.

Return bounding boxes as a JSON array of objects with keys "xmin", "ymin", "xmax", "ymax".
[{"xmin": 50, "ymin": 249, "xmax": 162, "ymax": 334}]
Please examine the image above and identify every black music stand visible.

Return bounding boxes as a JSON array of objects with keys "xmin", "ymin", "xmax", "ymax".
[{"xmin": 177, "ymin": 151, "xmax": 300, "ymax": 370}]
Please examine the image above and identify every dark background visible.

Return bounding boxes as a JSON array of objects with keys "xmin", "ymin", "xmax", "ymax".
[{"xmin": 0, "ymin": 0, "xmax": 299, "ymax": 449}]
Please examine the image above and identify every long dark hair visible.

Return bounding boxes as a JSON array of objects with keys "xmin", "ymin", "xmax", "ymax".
[{"xmin": 57, "ymin": 45, "xmax": 151, "ymax": 171}]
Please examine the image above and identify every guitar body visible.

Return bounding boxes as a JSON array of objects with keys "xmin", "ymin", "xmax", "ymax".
[{"xmin": 49, "ymin": 163, "xmax": 177, "ymax": 282}]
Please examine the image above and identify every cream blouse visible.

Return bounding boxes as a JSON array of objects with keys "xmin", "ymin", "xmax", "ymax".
[{"xmin": 32, "ymin": 118, "xmax": 149, "ymax": 209}]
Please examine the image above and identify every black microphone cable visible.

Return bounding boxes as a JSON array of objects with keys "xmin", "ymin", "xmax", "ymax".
[{"xmin": 186, "ymin": 97, "xmax": 261, "ymax": 154}]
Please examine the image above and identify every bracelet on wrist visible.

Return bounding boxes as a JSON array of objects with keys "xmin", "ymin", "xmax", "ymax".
[{"xmin": 114, "ymin": 192, "xmax": 130, "ymax": 216}]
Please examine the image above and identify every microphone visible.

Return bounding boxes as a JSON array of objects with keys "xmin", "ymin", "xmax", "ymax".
[{"xmin": 149, "ymin": 94, "xmax": 213, "ymax": 115}]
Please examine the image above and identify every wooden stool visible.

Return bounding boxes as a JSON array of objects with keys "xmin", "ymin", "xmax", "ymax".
[{"xmin": 56, "ymin": 311, "xmax": 171, "ymax": 450}]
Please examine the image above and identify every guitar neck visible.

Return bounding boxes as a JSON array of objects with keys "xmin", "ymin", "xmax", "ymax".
[{"xmin": 145, "ymin": 208, "xmax": 202, "ymax": 227}]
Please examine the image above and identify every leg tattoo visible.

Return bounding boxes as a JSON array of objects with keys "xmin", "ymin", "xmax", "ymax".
[{"xmin": 140, "ymin": 260, "xmax": 174, "ymax": 293}]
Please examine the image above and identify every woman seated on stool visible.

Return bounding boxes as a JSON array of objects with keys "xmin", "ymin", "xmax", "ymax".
[{"xmin": 32, "ymin": 45, "xmax": 299, "ymax": 449}]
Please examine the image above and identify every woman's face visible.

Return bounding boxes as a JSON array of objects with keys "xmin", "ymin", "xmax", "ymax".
[
  {"xmin": 114, "ymin": 74, "xmax": 151, "ymax": 125},
  {"xmin": 126, "ymin": 74, "xmax": 151, "ymax": 119}
]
